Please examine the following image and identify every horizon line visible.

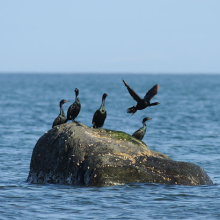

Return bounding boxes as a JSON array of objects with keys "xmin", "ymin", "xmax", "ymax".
[{"xmin": 0, "ymin": 71, "xmax": 220, "ymax": 75}]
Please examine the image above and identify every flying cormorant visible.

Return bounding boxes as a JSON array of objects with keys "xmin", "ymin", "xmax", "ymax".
[{"xmin": 122, "ymin": 79, "xmax": 159, "ymax": 115}]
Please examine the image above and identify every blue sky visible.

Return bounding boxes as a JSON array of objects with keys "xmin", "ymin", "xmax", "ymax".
[{"xmin": 0, "ymin": 0, "xmax": 220, "ymax": 73}]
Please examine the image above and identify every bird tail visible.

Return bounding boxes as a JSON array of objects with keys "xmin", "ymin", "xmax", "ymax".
[{"xmin": 127, "ymin": 106, "xmax": 137, "ymax": 115}]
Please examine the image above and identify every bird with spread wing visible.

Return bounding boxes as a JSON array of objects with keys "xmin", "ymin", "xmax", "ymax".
[{"xmin": 122, "ymin": 78, "xmax": 160, "ymax": 115}]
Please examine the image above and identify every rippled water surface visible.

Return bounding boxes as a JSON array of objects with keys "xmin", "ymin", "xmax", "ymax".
[{"xmin": 0, "ymin": 73, "xmax": 220, "ymax": 219}]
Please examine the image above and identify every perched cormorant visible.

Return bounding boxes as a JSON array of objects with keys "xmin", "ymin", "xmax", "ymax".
[
  {"xmin": 65, "ymin": 88, "xmax": 81, "ymax": 123},
  {"xmin": 132, "ymin": 117, "xmax": 152, "ymax": 140},
  {"xmin": 92, "ymin": 93, "xmax": 108, "ymax": 128},
  {"xmin": 52, "ymin": 99, "xmax": 69, "ymax": 128},
  {"xmin": 122, "ymin": 79, "xmax": 160, "ymax": 115}
]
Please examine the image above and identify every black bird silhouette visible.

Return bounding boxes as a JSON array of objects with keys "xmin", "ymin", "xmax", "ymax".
[
  {"xmin": 132, "ymin": 117, "xmax": 152, "ymax": 140},
  {"xmin": 52, "ymin": 99, "xmax": 69, "ymax": 128},
  {"xmin": 122, "ymin": 78, "xmax": 159, "ymax": 115},
  {"xmin": 92, "ymin": 93, "xmax": 108, "ymax": 128},
  {"xmin": 65, "ymin": 88, "xmax": 81, "ymax": 123}
]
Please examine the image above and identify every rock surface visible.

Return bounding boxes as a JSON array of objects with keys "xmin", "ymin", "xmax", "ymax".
[{"xmin": 27, "ymin": 123, "xmax": 213, "ymax": 186}]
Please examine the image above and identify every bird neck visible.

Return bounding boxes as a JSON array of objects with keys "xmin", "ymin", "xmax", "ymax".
[
  {"xmin": 75, "ymin": 97, "xmax": 80, "ymax": 104},
  {"xmin": 60, "ymin": 105, "xmax": 65, "ymax": 117},
  {"xmin": 100, "ymin": 100, "xmax": 106, "ymax": 112},
  {"xmin": 141, "ymin": 122, "xmax": 147, "ymax": 131}
]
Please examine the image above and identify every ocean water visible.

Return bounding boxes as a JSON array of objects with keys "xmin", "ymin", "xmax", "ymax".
[{"xmin": 0, "ymin": 73, "xmax": 220, "ymax": 219}]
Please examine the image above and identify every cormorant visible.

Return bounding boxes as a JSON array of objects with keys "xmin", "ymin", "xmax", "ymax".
[
  {"xmin": 132, "ymin": 117, "xmax": 152, "ymax": 140},
  {"xmin": 92, "ymin": 93, "xmax": 108, "ymax": 128},
  {"xmin": 52, "ymin": 99, "xmax": 69, "ymax": 128},
  {"xmin": 65, "ymin": 88, "xmax": 81, "ymax": 123},
  {"xmin": 122, "ymin": 79, "xmax": 159, "ymax": 115}
]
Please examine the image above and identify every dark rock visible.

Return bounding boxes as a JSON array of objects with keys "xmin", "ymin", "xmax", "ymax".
[{"xmin": 27, "ymin": 123, "xmax": 213, "ymax": 186}]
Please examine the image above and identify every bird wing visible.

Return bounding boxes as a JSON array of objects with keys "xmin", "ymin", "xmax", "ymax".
[
  {"xmin": 122, "ymin": 79, "xmax": 142, "ymax": 102},
  {"xmin": 67, "ymin": 103, "xmax": 76, "ymax": 118},
  {"xmin": 132, "ymin": 128, "xmax": 142, "ymax": 139},
  {"xmin": 92, "ymin": 110, "xmax": 99, "ymax": 125},
  {"xmin": 132, "ymin": 129, "xmax": 139, "ymax": 136},
  {"xmin": 52, "ymin": 116, "xmax": 61, "ymax": 128},
  {"xmin": 144, "ymin": 84, "xmax": 159, "ymax": 101}
]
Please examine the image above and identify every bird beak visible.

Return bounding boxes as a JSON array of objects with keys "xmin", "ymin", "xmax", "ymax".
[{"xmin": 65, "ymin": 100, "xmax": 70, "ymax": 103}]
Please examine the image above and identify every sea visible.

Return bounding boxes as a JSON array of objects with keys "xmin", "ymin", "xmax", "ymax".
[{"xmin": 0, "ymin": 73, "xmax": 220, "ymax": 219}]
